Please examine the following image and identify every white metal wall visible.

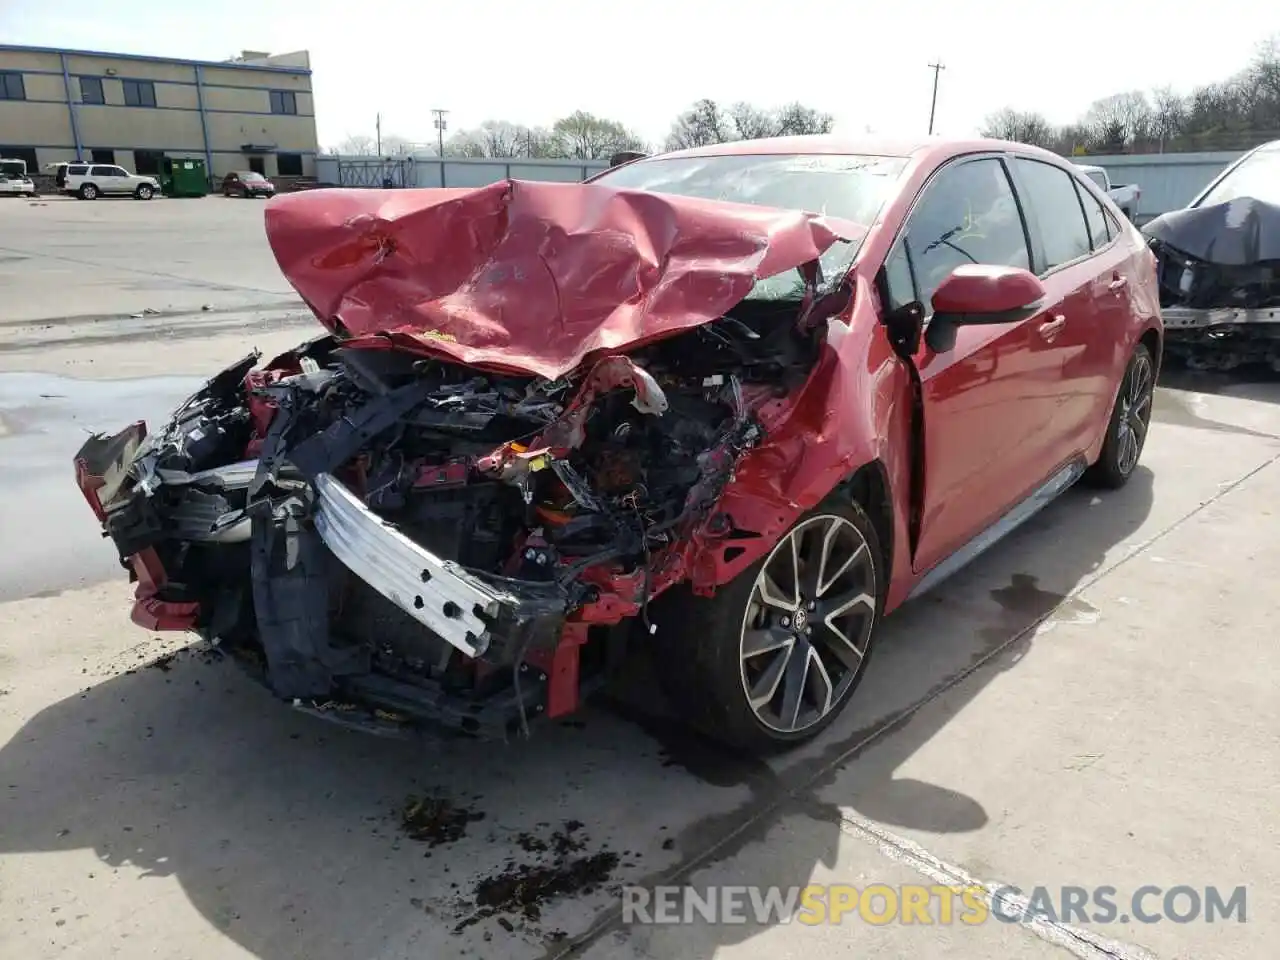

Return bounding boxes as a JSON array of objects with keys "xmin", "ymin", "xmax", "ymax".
[
  {"xmin": 1079, "ymin": 151, "xmax": 1244, "ymax": 221},
  {"xmin": 315, "ymin": 155, "xmax": 609, "ymax": 188}
]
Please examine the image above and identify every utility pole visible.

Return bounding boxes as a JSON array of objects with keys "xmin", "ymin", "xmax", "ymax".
[
  {"xmin": 432, "ymin": 108, "xmax": 449, "ymax": 156},
  {"xmin": 376, "ymin": 112, "xmax": 382, "ymax": 155},
  {"xmin": 927, "ymin": 61, "xmax": 945, "ymax": 135}
]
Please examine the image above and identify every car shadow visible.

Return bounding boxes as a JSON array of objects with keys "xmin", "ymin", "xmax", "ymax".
[
  {"xmin": 0, "ymin": 468, "xmax": 1155, "ymax": 959},
  {"xmin": 590, "ymin": 465, "xmax": 1156, "ymax": 955},
  {"xmin": 1159, "ymin": 361, "xmax": 1280, "ymax": 406}
]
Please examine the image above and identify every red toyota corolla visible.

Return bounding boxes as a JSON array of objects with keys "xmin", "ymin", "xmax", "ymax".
[{"xmin": 74, "ymin": 136, "xmax": 1161, "ymax": 753}]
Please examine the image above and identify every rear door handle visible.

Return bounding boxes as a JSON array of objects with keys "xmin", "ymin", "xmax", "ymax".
[
  {"xmin": 1038, "ymin": 315, "xmax": 1067, "ymax": 340},
  {"xmin": 1108, "ymin": 275, "xmax": 1128, "ymax": 291}
]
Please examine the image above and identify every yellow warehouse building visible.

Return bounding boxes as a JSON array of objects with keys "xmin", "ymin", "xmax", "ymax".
[{"xmin": 0, "ymin": 44, "xmax": 319, "ymax": 182}]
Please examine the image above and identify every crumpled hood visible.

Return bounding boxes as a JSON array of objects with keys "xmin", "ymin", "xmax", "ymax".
[
  {"xmin": 263, "ymin": 179, "xmax": 850, "ymax": 379},
  {"xmin": 1143, "ymin": 197, "xmax": 1280, "ymax": 266}
]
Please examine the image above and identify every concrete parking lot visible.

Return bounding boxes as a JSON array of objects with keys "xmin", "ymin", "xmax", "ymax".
[{"xmin": 0, "ymin": 196, "xmax": 1277, "ymax": 960}]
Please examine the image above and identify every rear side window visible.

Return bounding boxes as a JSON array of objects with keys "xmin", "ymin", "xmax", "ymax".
[
  {"xmin": 897, "ymin": 157, "xmax": 1031, "ymax": 310},
  {"xmin": 1013, "ymin": 159, "xmax": 1092, "ymax": 272},
  {"xmin": 1075, "ymin": 179, "xmax": 1112, "ymax": 250},
  {"xmin": 68, "ymin": 164, "xmax": 88, "ymax": 176}
]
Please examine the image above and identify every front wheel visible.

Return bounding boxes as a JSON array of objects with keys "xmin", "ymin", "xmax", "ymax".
[
  {"xmin": 1086, "ymin": 341, "xmax": 1155, "ymax": 489},
  {"xmin": 650, "ymin": 498, "xmax": 884, "ymax": 753},
  {"xmin": 135, "ymin": 184, "xmax": 154, "ymax": 200}
]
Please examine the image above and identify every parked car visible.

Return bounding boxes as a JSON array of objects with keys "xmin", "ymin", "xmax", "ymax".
[
  {"xmin": 0, "ymin": 157, "xmax": 29, "ymax": 180},
  {"xmin": 1141, "ymin": 139, "xmax": 1280, "ymax": 371},
  {"xmin": 222, "ymin": 171, "xmax": 276, "ymax": 198},
  {"xmin": 73, "ymin": 136, "xmax": 1161, "ymax": 752},
  {"xmin": 63, "ymin": 163, "xmax": 159, "ymax": 200},
  {"xmin": 1074, "ymin": 164, "xmax": 1141, "ymax": 221},
  {"xmin": 0, "ymin": 173, "xmax": 37, "ymax": 197}
]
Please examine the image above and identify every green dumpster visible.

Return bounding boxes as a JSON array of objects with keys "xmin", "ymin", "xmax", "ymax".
[{"xmin": 159, "ymin": 158, "xmax": 209, "ymax": 198}]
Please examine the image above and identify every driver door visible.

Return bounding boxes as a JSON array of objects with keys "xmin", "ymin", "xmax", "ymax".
[{"xmin": 882, "ymin": 155, "xmax": 1067, "ymax": 576}]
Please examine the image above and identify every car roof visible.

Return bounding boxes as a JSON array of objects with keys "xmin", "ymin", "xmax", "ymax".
[{"xmin": 650, "ymin": 134, "xmax": 1067, "ymax": 166}]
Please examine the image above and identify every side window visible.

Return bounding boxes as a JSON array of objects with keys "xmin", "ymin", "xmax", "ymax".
[
  {"xmin": 1104, "ymin": 208, "xmax": 1121, "ymax": 242},
  {"xmin": 68, "ymin": 164, "xmax": 88, "ymax": 176},
  {"xmin": 1012, "ymin": 159, "xmax": 1092, "ymax": 272},
  {"xmin": 900, "ymin": 158, "xmax": 1030, "ymax": 310},
  {"xmin": 109, "ymin": 167, "xmax": 129, "ymax": 177},
  {"xmin": 1075, "ymin": 177, "xmax": 1112, "ymax": 251},
  {"xmin": 89, "ymin": 165, "xmax": 114, "ymax": 177}
]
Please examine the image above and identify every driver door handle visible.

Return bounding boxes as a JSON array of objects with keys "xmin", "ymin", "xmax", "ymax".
[
  {"xmin": 1108, "ymin": 275, "xmax": 1128, "ymax": 291},
  {"xmin": 1038, "ymin": 315, "xmax": 1067, "ymax": 340}
]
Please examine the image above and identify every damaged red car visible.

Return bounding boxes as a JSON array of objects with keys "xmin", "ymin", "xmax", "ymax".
[{"xmin": 74, "ymin": 136, "xmax": 1163, "ymax": 753}]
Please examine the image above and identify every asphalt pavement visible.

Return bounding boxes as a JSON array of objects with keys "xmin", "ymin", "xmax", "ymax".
[{"xmin": 0, "ymin": 195, "xmax": 1276, "ymax": 960}]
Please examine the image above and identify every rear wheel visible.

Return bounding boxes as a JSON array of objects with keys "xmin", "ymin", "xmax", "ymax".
[
  {"xmin": 650, "ymin": 498, "xmax": 884, "ymax": 753},
  {"xmin": 1086, "ymin": 342, "xmax": 1155, "ymax": 489},
  {"xmin": 78, "ymin": 183, "xmax": 98, "ymax": 200}
]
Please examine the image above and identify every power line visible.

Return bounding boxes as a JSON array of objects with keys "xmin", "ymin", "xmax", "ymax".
[{"xmin": 927, "ymin": 61, "xmax": 945, "ymax": 135}]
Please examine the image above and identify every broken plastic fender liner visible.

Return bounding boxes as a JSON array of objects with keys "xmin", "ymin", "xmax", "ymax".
[{"xmin": 264, "ymin": 179, "xmax": 850, "ymax": 380}]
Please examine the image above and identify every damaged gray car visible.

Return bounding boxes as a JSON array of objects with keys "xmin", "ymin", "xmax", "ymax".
[{"xmin": 1144, "ymin": 139, "xmax": 1280, "ymax": 370}]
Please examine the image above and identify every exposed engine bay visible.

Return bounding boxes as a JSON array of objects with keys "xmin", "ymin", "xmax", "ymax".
[
  {"xmin": 74, "ymin": 302, "xmax": 823, "ymax": 737},
  {"xmin": 1145, "ymin": 196, "xmax": 1280, "ymax": 371}
]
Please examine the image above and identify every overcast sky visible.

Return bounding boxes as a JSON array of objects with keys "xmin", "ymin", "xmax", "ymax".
[{"xmin": 4, "ymin": 1, "xmax": 1278, "ymax": 150}]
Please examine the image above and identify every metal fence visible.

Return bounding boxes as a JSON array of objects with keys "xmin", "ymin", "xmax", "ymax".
[{"xmin": 318, "ymin": 155, "xmax": 610, "ymax": 189}]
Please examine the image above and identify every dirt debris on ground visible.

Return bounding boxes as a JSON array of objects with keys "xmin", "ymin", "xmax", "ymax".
[
  {"xmin": 450, "ymin": 818, "xmax": 621, "ymax": 935},
  {"xmin": 399, "ymin": 794, "xmax": 487, "ymax": 847}
]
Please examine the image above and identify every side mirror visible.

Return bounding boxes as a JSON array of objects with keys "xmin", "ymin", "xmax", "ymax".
[{"xmin": 925, "ymin": 264, "xmax": 1047, "ymax": 352}]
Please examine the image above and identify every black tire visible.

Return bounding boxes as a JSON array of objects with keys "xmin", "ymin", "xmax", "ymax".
[
  {"xmin": 1085, "ymin": 341, "xmax": 1155, "ymax": 489},
  {"xmin": 648, "ymin": 496, "xmax": 885, "ymax": 754},
  {"xmin": 78, "ymin": 183, "xmax": 97, "ymax": 200},
  {"xmin": 135, "ymin": 184, "xmax": 154, "ymax": 200}
]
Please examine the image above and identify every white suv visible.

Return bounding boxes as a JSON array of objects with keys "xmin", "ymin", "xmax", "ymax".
[{"xmin": 64, "ymin": 163, "xmax": 159, "ymax": 201}]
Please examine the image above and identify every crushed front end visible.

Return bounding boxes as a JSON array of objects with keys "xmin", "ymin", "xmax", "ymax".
[
  {"xmin": 74, "ymin": 316, "xmax": 821, "ymax": 737},
  {"xmin": 72, "ymin": 178, "xmax": 860, "ymax": 739},
  {"xmin": 1145, "ymin": 197, "xmax": 1280, "ymax": 371}
]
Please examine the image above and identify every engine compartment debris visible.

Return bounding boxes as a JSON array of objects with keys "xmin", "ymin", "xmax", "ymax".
[
  {"xmin": 75, "ymin": 288, "xmax": 828, "ymax": 736},
  {"xmin": 73, "ymin": 176, "xmax": 870, "ymax": 741},
  {"xmin": 1145, "ymin": 195, "xmax": 1280, "ymax": 371}
]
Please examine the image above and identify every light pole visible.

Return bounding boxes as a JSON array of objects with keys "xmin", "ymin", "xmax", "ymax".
[
  {"xmin": 432, "ymin": 108, "xmax": 449, "ymax": 156},
  {"xmin": 927, "ymin": 61, "xmax": 945, "ymax": 135}
]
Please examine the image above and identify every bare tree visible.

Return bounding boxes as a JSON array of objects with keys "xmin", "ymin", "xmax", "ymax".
[
  {"xmin": 774, "ymin": 102, "xmax": 835, "ymax": 135},
  {"xmin": 336, "ymin": 134, "xmax": 377, "ymax": 156},
  {"xmin": 665, "ymin": 99, "xmax": 732, "ymax": 150},
  {"xmin": 1149, "ymin": 86, "xmax": 1186, "ymax": 149},
  {"xmin": 727, "ymin": 101, "xmax": 778, "ymax": 140},
  {"xmin": 379, "ymin": 135, "xmax": 415, "ymax": 157},
  {"xmin": 979, "ymin": 108, "xmax": 1055, "ymax": 147},
  {"xmin": 552, "ymin": 111, "xmax": 648, "ymax": 160}
]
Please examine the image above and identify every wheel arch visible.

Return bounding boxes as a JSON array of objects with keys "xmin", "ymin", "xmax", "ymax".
[
  {"xmin": 834, "ymin": 460, "xmax": 895, "ymax": 589},
  {"xmin": 1139, "ymin": 324, "xmax": 1162, "ymax": 377}
]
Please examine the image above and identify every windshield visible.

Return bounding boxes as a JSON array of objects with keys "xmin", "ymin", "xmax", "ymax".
[
  {"xmin": 240, "ymin": 172, "xmax": 266, "ymax": 181},
  {"xmin": 0, "ymin": 160, "xmax": 25, "ymax": 178},
  {"xmin": 591, "ymin": 152, "xmax": 908, "ymax": 299},
  {"xmin": 1196, "ymin": 146, "xmax": 1280, "ymax": 207}
]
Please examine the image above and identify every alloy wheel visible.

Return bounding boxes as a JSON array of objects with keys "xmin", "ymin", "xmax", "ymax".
[
  {"xmin": 1115, "ymin": 351, "xmax": 1153, "ymax": 476},
  {"xmin": 739, "ymin": 514, "xmax": 877, "ymax": 734}
]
